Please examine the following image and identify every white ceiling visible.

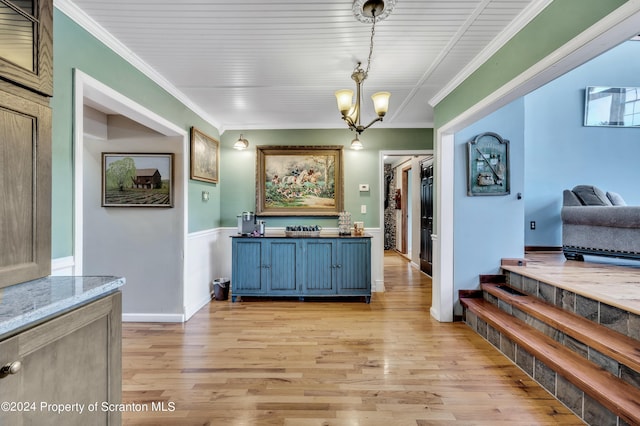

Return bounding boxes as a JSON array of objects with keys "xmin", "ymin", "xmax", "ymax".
[{"xmin": 61, "ymin": 0, "xmax": 551, "ymax": 133}]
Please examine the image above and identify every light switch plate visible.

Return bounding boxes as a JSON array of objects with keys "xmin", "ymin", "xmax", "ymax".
[
  {"xmin": 359, "ymin": 184, "xmax": 370, "ymax": 192},
  {"xmin": 361, "ymin": 204, "xmax": 367, "ymax": 214}
]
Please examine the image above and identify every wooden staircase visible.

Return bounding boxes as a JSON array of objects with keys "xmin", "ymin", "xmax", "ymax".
[{"xmin": 461, "ymin": 274, "xmax": 640, "ymax": 426}]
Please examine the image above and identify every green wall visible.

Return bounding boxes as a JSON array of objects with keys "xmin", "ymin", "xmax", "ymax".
[
  {"xmin": 52, "ymin": 9, "xmax": 221, "ymax": 257},
  {"xmin": 219, "ymin": 129, "xmax": 432, "ymax": 228},
  {"xmin": 434, "ymin": 0, "xmax": 628, "ymax": 128}
]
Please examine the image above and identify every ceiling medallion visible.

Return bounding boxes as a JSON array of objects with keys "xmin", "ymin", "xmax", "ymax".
[{"xmin": 352, "ymin": 0, "xmax": 397, "ymax": 24}]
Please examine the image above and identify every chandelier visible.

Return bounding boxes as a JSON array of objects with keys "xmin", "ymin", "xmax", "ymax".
[{"xmin": 335, "ymin": 0, "xmax": 396, "ymax": 135}]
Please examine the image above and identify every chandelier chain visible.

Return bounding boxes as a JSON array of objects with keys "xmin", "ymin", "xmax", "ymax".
[{"xmin": 365, "ymin": 9, "xmax": 377, "ymax": 75}]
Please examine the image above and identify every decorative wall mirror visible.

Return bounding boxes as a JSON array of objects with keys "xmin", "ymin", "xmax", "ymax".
[{"xmin": 584, "ymin": 86, "xmax": 640, "ymax": 127}]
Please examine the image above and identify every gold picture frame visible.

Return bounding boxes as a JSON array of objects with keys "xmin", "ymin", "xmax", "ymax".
[
  {"xmin": 190, "ymin": 127, "xmax": 219, "ymax": 183},
  {"xmin": 256, "ymin": 145, "xmax": 344, "ymax": 216}
]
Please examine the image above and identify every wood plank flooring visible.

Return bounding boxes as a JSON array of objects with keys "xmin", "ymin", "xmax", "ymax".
[
  {"xmin": 502, "ymin": 252, "xmax": 640, "ymax": 316},
  {"xmin": 121, "ymin": 251, "xmax": 582, "ymax": 425}
]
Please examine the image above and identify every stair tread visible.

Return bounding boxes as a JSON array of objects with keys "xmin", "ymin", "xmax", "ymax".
[
  {"xmin": 461, "ymin": 297, "xmax": 640, "ymax": 425},
  {"xmin": 483, "ymin": 282, "xmax": 640, "ymax": 373}
]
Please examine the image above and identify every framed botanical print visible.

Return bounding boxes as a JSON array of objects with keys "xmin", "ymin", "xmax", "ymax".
[
  {"xmin": 256, "ymin": 145, "xmax": 344, "ymax": 216},
  {"xmin": 190, "ymin": 127, "xmax": 219, "ymax": 183}
]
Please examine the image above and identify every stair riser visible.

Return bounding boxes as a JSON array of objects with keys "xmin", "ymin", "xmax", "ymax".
[
  {"xmin": 465, "ymin": 309, "xmax": 631, "ymax": 426},
  {"xmin": 483, "ymin": 292, "xmax": 640, "ymax": 394},
  {"xmin": 505, "ymin": 271, "xmax": 640, "ymax": 341}
]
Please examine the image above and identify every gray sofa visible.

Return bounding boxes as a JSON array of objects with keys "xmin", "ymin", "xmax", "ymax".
[{"xmin": 561, "ymin": 185, "xmax": 640, "ymax": 261}]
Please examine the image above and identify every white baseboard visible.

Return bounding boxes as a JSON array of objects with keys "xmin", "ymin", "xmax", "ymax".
[
  {"xmin": 122, "ymin": 313, "xmax": 185, "ymax": 323},
  {"xmin": 374, "ymin": 279, "xmax": 385, "ymax": 292},
  {"xmin": 184, "ymin": 296, "xmax": 212, "ymax": 320}
]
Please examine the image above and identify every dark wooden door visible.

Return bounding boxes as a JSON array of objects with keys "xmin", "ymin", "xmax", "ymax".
[{"xmin": 420, "ymin": 161, "xmax": 433, "ymax": 275}]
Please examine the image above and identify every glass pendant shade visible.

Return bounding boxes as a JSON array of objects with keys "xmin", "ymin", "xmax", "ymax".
[
  {"xmin": 233, "ymin": 134, "xmax": 249, "ymax": 150},
  {"xmin": 371, "ymin": 91, "xmax": 391, "ymax": 116},
  {"xmin": 335, "ymin": 89, "xmax": 354, "ymax": 115},
  {"xmin": 351, "ymin": 135, "xmax": 363, "ymax": 150}
]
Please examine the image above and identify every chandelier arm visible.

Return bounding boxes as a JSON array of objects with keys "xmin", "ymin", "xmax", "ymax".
[
  {"xmin": 359, "ymin": 116, "xmax": 384, "ymax": 132},
  {"xmin": 342, "ymin": 115, "xmax": 357, "ymax": 129}
]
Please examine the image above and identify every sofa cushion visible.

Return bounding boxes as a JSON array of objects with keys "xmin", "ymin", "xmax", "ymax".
[
  {"xmin": 606, "ymin": 191, "xmax": 627, "ymax": 206},
  {"xmin": 572, "ymin": 185, "xmax": 612, "ymax": 206}
]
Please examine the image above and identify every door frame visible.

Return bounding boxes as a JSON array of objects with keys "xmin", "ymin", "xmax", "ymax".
[
  {"xmin": 73, "ymin": 69, "xmax": 189, "ymax": 321},
  {"xmin": 379, "ymin": 150, "xmax": 433, "ymax": 282},
  {"xmin": 400, "ymin": 165, "xmax": 411, "ymax": 255}
]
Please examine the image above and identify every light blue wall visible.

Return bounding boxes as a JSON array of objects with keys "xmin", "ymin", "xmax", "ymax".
[
  {"xmin": 524, "ymin": 41, "xmax": 640, "ymax": 246},
  {"xmin": 454, "ymin": 98, "xmax": 525, "ymax": 312}
]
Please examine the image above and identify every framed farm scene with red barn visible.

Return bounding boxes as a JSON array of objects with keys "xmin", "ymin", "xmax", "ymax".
[
  {"xmin": 256, "ymin": 145, "xmax": 344, "ymax": 216},
  {"xmin": 102, "ymin": 153, "xmax": 174, "ymax": 207}
]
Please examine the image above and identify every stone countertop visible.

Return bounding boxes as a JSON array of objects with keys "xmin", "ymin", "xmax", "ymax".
[{"xmin": 0, "ymin": 276, "xmax": 125, "ymax": 340}]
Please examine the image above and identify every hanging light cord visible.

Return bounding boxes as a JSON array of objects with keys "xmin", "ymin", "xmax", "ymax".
[{"xmin": 364, "ymin": 8, "xmax": 377, "ymax": 75}]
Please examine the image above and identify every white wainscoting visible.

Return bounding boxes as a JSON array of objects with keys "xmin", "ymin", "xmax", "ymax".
[
  {"xmin": 50, "ymin": 226, "xmax": 384, "ymax": 323},
  {"xmin": 51, "ymin": 256, "xmax": 75, "ymax": 276},
  {"xmin": 184, "ymin": 228, "xmax": 229, "ymax": 321}
]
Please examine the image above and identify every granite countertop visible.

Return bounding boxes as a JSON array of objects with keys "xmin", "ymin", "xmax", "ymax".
[{"xmin": 0, "ymin": 276, "xmax": 125, "ymax": 340}]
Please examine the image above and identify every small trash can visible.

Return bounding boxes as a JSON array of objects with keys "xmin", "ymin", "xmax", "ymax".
[{"xmin": 211, "ymin": 278, "xmax": 230, "ymax": 301}]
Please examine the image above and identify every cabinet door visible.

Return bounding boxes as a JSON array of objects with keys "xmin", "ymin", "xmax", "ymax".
[
  {"xmin": 303, "ymin": 239, "xmax": 336, "ymax": 294},
  {"xmin": 337, "ymin": 239, "xmax": 371, "ymax": 294},
  {"xmin": 232, "ymin": 240, "xmax": 263, "ymax": 292},
  {"xmin": 0, "ymin": 0, "xmax": 53, "ymax": 96},
  {"xmin": 263, "ymin": 240, "xmax": 299, "ymax": 293},
  {"xmin": 0, "ymin": 89, "xmax": 51, "ymax": 289},
  {"xmin": 0, "ymin": 293, "xmax": 122, "ymax": 426}
]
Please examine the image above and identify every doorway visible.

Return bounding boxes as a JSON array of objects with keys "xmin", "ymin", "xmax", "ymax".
[
  {"xmin": 73, "ymin": 70, "xmax": 189, "ymax": 322},
  {"xmin": 380, "ymin": 150, "xmax": 433, "ymax": 272}
]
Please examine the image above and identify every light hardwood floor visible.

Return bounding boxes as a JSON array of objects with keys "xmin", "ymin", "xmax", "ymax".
[{"xmin": 121, "ymin": 251, "xmax": 582, "ymax": 425}]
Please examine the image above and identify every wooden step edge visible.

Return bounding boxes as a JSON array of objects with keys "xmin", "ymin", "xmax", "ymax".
[
  {"xmin": 479, "ymin": 274, "xmax": 507, "ymax": 284},
  {"xmin": 481, "ymin": 283, "xmax": 640, "ymax": 374},
  {"xmin": 461, "ymin": 297, "xmax": 640, "ymax": 426}
]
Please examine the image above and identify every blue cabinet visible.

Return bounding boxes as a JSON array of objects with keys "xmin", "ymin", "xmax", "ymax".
[{"xmin": 231, "ymin": 235, "xmax": 371, "ymax": 303}]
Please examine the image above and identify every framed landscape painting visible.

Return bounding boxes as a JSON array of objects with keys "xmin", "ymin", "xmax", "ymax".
[
  {"xmin": 256, "ymin": 145, "xmax": 344, "ymax": 216},
  {"xmin": 102, "ymin": 153, "xmax": 174, "ymax": 207},
  {"xmin": 190, "ymin": 127, "xmax": 219, "ymax": 183}
]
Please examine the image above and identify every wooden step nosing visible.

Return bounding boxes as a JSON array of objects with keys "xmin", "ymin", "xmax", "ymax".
[
  {"xmin": 461, "ymin": 297, "xmax": 640, "ymax": 425},
  {"xmin": 482, "ymin": 283, "xmax": 640, "ymax": 374}
]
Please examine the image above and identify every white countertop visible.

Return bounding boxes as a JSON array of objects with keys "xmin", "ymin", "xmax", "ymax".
[{"xmin": 0, "ymin": 276, "xmax": 125, "ymax": 340}]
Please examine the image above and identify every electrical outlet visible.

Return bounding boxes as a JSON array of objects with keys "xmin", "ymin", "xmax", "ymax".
[
  {"xmin": 361, "ymin": 205, "xmax": 367, "ymax": 214},
  {"xmin": 530, "ymin": 221, "xmax": 536, "ymax": 230}
]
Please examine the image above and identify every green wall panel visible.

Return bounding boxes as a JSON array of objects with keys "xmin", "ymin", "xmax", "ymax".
[
  {"xmin": 433, "ymin": 0, "xmax": 628, "ymax": 128},
  {"xmin": 219, "ymin": 129, "xmax": 432, "ymax": 229}
]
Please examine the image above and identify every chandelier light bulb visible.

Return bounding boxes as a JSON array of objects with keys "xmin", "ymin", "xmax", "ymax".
[
  {"xmin": 233, "ymin": 134, "xmax": 249, "ymax": 150},
  {"xmin": 351, "ymin": 134, "xmax": 364, "ymax": 150},
  {"xmin": 335, "ymin": 89, "xmax": 354, "ymax": 115},
  {"xmin": 371, "ymin": 92, "xmax": 391, "ymax": 117}
]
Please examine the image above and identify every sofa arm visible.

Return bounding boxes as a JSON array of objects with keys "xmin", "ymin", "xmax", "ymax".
[{"xmin": 561, "ymin": 206, "xmax": 640, "ymax": 228}]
